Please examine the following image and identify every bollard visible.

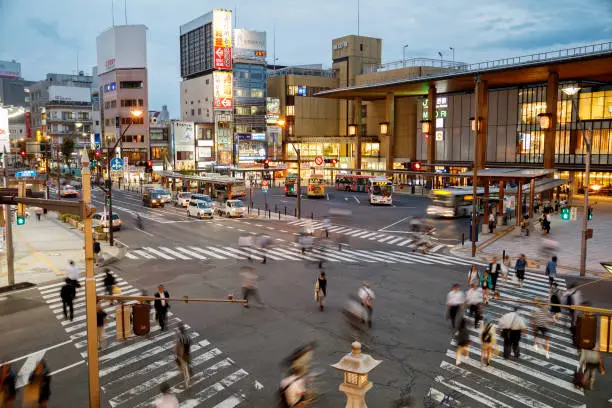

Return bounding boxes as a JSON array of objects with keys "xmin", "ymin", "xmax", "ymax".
[
  {"xmin": 462, "ymin": 233, "xmax": 465, "ymax": 247},
  {"xmin": 294, "ymin": 208, "xmax": 297, "ymax": 217},
  {"xmin": 284, "ymin": 206, "xmax": 287, "ymax": 216},
  {"xmin": 268, "ymin": 210, "xmax": 271, "ymax": 219},
  {"xmin": 274, "ymin": 204, "xmax": 277, "ymax": 213},
  {"xmin": 311, "ymin": 212, "xmax": 314, "ymax": 220},
  {"xmin": 258, "ymin": 208, "xmax": 260, "ymax": 216},
  {"xmin": 278, "ymin": 211, "xmax": 281, "ymax": 220}
]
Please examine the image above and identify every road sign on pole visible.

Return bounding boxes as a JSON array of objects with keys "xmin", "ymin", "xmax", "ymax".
[
  {"xmin": 314, "ymin": 155, "xmax": 324, "ymax": 166},
  {"xmin": 261, "ymin": 179, "xmax": 269, "ymax": 193},
  {"xmin": 110, "ymin": 158, "xmax": 124, "ymax": 171}
]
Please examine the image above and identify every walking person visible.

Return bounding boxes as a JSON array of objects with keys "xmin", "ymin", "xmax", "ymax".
[
  {"xmin": 514, "ymin": 254, "xmax": 527, "ymax": 287},
  {"xmin": 43, "ymin": 208, "xmax": 48, "ymax": 220},
  {"xmin": 240, "ymin": 267, "xmax": 262, "ymax": 308},
  {"xmin": 153, "ymin": 382, "xmax": 179, "ymax": 408},
  {"xmin": 358, "ymin": 281, "xmax": 375, "ymax": 328},
  {"xmin": 488, "ymin": 257, "xmax": 503, "ymax": 293},
  {"xmin": 35, "ymin": 207, "xmax": 42, "ymax": 222},
  {"xmin": 103, "ymin": 269, "xmax": 115, "ymax": 298},
  {"xmin": 480, "ymin": 316, "xmax": 497, "ymax": 366},
  {"xmin": 96, "ymin": 302, "xmax": 107, "ymax": 350},
  {"xmin": 445, "ymin": 284, "xmax": 465, "ymax": 329},
  {"xmin": 93, "ymin": 239, "xmax": 102, "ymax": 266},
  {"xmin": 498, "ymin": 308, "xmax": 527, "ymax": 359},
  {"xmin": 154, "ymin": 285, "xmax": 170, "ymax": 330},
  {"xmin": 550, "ymin": 283, "xmax": 562, "ymax": 318},
  {"xmin": 579, "ymin": 347, "xmax": 606, "ymax": 390},
  {"xmin": 532, "ymin": 298, "xmax": 555, "ymax": 359},
  {"xmin": 467, "ymin": 265, "xmax": 479, "ymax": 287},
  {"xmin": 466, "ymin": 283, "xmax": 483, "ymax": 328},
  {"xmin": 545, "ymin": 256, "xmax": 557, "ymax": 287},
  {"xmin": 0, "ymin": 362, "xmax": 17, "ymax": 408},
  {"xmin": 480, "ymin": 269, "xmax": 492, "ymax": 304},
  {"xmin": 488, "ymin": 212, "xmax": 496, "ymax": 233},
  {"xmin": 66, "ymin": 260, "xmax": 80, "ymax": 288},
  {"xmin": 175, "ymin": 324, "xmax": 192, "ymax": 389},
  {"xmin": 455, "ymin": 318, "xmax": 470, "ymax": 365},
  {"xmin": 24, "ymin": 360, "xmax": 50, "ymax": 408},
  {"xmin": 314, "ymin": 271, "xmax": 327, "ymax": 311},
  {"xmin": 60, "ymin": 278, "xmax": 76, "ymax": 321},
  {"xmin": 322, "ymin": 216, "xmax": 331, "ymax": 239}
]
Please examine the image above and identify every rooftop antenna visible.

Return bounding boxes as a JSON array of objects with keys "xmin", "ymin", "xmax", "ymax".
[
  {"xmin": 234, "ymin": 4, "xmax": 237, "ymax": 28},
  {"xmin": 124, "ymin": 0, "xmax": 127, "ymax": 24},
  {"xmin": 76, "ymin": 50, "xmax": 79, "ymax": 73},
  {"xmin": 357, "ymin": 0, "xmax": 360, "ymax": 37},
  {"xmin": 111, "ymin": 0, "xmax": 115, "ymax": 26}
]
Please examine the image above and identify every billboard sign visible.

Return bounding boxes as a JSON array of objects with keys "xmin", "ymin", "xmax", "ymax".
[
  {"xmin": 213, "ymin": 71, "xmax": 233, "ymax": 110},
  {"xmin": 0, "ymin": 60, "xmax": 21, "ymax": 79},
  {"xmin": 233, "ymin": 29, "xmax": 266, "ymax": 60},
  {"xmin": 212, "ymin": 10, "xmax": 232, "ymax": 70},
  {"xmin": 0, "ymin": 108, "xmax": 9, "ymax": 154},
  {"xmin": 96, "ymin": 25, "xmax": 148, "ymax": 75},
  {"xmin": 49, "ymin": 86, "xmax": 91, "ymax": 103},
  {"xmin": 172, "ymin": 121, "xmax": 195, "ymax": 150},
  {"xmin": 266, "ymin": 97, "xmax": 280, "ymax": 124}
]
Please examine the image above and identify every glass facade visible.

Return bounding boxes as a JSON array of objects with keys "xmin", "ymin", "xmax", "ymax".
[
  {"xmin": 180, "ymin": 23, "xmax": 213, "ymax": 78},
  {"xmin": 233, "ymin": 63, "xmax": 266, "ymax": 134}
]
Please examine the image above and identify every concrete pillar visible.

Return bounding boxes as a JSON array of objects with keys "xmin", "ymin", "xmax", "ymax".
[
  {"xmin": 354, "ymin": 97, "xmax": 362, "ymax": 171},
  {"xmin": 497, "ymin": 180, "xmax": 505, "ymax": 215},
  {"xmin": 516, "ymin": 181, "xmax": 523, "ymax": 227},
  {"xmin": 529, "ymin": 178, "xmax": 536, "ymax": 220},
  {"xmin": 385, "ymin": 94, "xmax": 395, "ymax": 172},
  {"xmin": 427, "ymin": 84, "xmax": 436, "ymax": 167},
  {"xmin": 475, "ymin": 80, "xmax": 489, "ymax": 169},
  {"xmin": 544, "ymin": 72, "xmax": 559, "ymax": 170},
  {"xmin": 483, "ymin": 182, "xmax": 490, "ymax": 222}
]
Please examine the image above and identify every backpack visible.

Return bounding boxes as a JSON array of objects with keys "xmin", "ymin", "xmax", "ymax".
[
  {"xmin": 456, "ymin": 328, "xmax": 470, "ymax": 346},
  {"xmin": 481, "ymin": 324, "xmax": 493, "ymax": 343}
]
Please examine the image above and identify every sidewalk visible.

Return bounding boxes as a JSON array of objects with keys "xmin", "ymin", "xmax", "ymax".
[
  {"xmin": 0, "ymin": 212, "xmax": 120, "ymax": 288},
  {"xmin": 451, "ymin": 202, "xmax": 612, "ymax": 277}
]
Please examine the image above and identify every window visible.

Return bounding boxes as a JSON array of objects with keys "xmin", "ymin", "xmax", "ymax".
[
  {"xmin": 191, "ymin": 109, "xmax": 195, "ymax": 116},
  {"xmin": 177, "ymin": 151, "xmax": 193, "ymax": 160},
  {"xmin": 150, "ymin": 146, "xmax": 168, "ymax": 160},
  {"xmin": 95, "ymin": 120, "xmax": 99, "ymax": 126},
  {"xmin": 120, "ymin": 81, "xmax": 143, "ymax": 89},
  {"xmin": 62, "ymin": 112, "xmax": 76, "ymax": 120},
  {"xmin": 287, "ymin": 85, "xmax": 298, "ymax": 96},
  {"xmin": 121, "ymin": 135, "xmax": 145, "ymax": 143},
  {"xmin": 234, "ymin": 88, "xmax": 249, "ymax": 97},
  {"xmin": 579, "ymin": 91, "xmax": 612, "ymax": 120},
  {"xmin": 138, "ymin": 99, "xmax": 144, "ymax": 107},
  {"xmin": 197, "ymin": 108, "xmax": 202, "ymax": 115},
  {"xmin": 235, "ymin": 107, "xmax": 251, "ymax": 115},
  {"xmin": 120, "ymin": 117, "xmax": 144, "ymax": 125},
  {"xmin": 285, "ymin": 105, "xmax": 295, "ymax": 116},
  {"xmin": 78, "ymin": 112, "xmax": 89, "ymax": 120},
  {"xmin": 361, "ymin": 104, "xmax": 367, "ymax": 118},
  {"xmin": 111, "ymin": 100, "xmax": 116, "ymax": 108},
  {"xmin": 121, "ymin": 99, "xmax": 138, "ymax": 108},
  {"xmin": 206, "ymin": 79, "xmax": 210, "ymax": 85},
  {"xmin": 361, "ymin": 143, "xmax": 380, "ymax": 157}
]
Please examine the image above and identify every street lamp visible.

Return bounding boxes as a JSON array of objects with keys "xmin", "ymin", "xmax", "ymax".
[
  {"xmin": 538, "ymin": 113, "xmax": 552, "ymax": 130},
  {"xmin": 348, "ymin": 124, "xmax": 357, "ymax": 136},
  {"xmin": 562, "ymin": 86, "xmax": 581, "ymax": 96},
  {"xmin": 420, "ymin": 119, "xmax": 432, "ymax": 135},
  {"xmin": 402, "ymin": 44, "xmax": 409, "ymax": 67},
  {"xmin": 379, "ymin": 122, "xmax": 389, "ymax": 136},
  {"xmin": 449, "ymin": 47, "xmax": 455, "ymax": 64}
]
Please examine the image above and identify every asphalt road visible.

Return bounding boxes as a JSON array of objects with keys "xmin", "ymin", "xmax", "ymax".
[{"xmin": 1, "ymin": 186, "xmax": 606, "ymax": 407}]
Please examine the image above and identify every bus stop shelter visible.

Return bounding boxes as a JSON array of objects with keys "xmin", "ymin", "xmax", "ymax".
[{"xmin": 459, "ymin": 168, "xmax": 566, "ymax": 227}]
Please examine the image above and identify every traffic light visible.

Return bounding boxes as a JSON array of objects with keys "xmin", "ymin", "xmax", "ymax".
[
  {"xmin": 561, "ymin": 207, "xmax": 570, "ymax": 221},
  {"xmin": 145, "ymin": 161, "xmax": 153, "ymax": 173},
  {"xmin": 20, "ymin": 151, "xmax": 26, "ymax": 157},
  {"xmin": 94, "ymin": 150, "xmax": 101, "ymax": 158},
  {"xmin": 587, "ymin": 206, "xmax": 593, "ymax": 220},
  {"xmin": 411, "ymin": 161, "xmax": 422, "ymax": 171},
  {"xmin": 16, "ymin": 182, "xmax": 26, "ymax": 225},
  {"xmin": 324, "ymin": 158, "xmax": 338, "ymax": 165},
  {"xmin": 263, "ymin": 159, "xmax": 270, "ymax": 169}
]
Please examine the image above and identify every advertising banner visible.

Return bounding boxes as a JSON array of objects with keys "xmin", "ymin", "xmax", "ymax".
[
  {"xmin": 49, "ymin": 86, "xmax": 91, "ymax": 103},
  {"xmin": 233, "ymin": 29, "xmax": 266, "ymax": 60},
  {"xmin": 212, "ymin": 10, "xmax": 232, "ymax": 70},
  {"xmin": 25, "ymin": 112, "xmax": 31, "ymax": 139},
  {"xmin": 172, "ymin": 121, "xmax": 195, "ymax": 150},
  {"xmin": 266, "ymin": 97, "xmax": 280, "ymax": 124},
  {"xmin": 0, "ymin": 60, "xmax": 21, "ymax": 79},
  {"xmin": 96, "ymin": 25, "xmax": 147, "ymax": 75},
  {"xmin": 213, "ymin": 71, "xmax": 233, "ymax": 110},
  {"xmin": 0, "ymin": 108, "xmax": 10, "ymax": 153},
  {"xmin": 267, "ymin": 125, "xmax": 282, "ymax": 159}
]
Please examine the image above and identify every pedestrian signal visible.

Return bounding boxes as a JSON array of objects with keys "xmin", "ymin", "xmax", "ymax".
[
  {"xmin": 16, "ymin": 215, "xmax": 26, "ymax": 225},
  {"xmin": 587, "ymin": 206, "xmax": 593, "ymax": 220},
  {"xmin": 560, "ymin": 207, "xmax": 570, "ymax": 221}
]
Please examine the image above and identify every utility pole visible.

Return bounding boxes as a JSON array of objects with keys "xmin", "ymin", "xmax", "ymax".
[
  {"xmin": 471, "ymin": 76, "xmax": 481, "ymax": 257},
  {"xmin": 580, "ymin": 131, "xmax": 591, "ymax": 277},
  {"xmin": 292, "ymin": 145, "xmax": 301, "ymax": 219},
  {"xmin": 2, "ymin": 151, "xmax": 15, "ymax": 286},
  {"xmin": 56, "ymin": 145, "xmax": 61, "ymax": 200}
]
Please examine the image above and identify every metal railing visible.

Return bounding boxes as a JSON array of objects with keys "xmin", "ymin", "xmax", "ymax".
[
  {"xmin": 363, "ymin": 58, "xmax": 467, "ymax": 73},
  {"xmin": 267, "ymin": 66, "xmax": 336, "ymax": 79}
]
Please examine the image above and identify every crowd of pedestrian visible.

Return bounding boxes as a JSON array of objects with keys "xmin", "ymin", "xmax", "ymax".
[{"xmin": 0, "ymin": 359, "xmax": 50, "ymax": 408}]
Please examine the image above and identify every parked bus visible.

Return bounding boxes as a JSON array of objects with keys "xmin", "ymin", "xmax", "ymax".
[
  {"xmin": 427, "ymin": 188, "xmax": 477, "ymax": 217},
  {"xmin": 284, "ymin": 174, "xmax": 299, "ymax": 196},
  {"xmin": 335, "ymin": 174, "xmax": 374, "ymax": 192},
  {"xmin": 208, "ymin": 178, "xmax": 246, "ymax": 201},
  {"xmin": 307, "ymin": 175, "xmax": 325, "ymax": 198},
  {"xmin": 367, "ymin": 177, "xmax": 393, "ymax": 205}
]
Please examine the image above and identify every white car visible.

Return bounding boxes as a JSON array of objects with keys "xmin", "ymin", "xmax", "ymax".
[
  {"xmin": 174, "ymin": 192, "xmax": 192, "ymax": 207},
  {"xmin": 215, "ymin": 200, "xmax": 246, "ymax": 218},
  {"xmin": 190, "ymin": 194, "xmax": 214, "ymax": 205},
  {"xmin": 187, "ymin": 200, "xmax": 214, "ymax": 219},
  {"xmin": 152, "ymin": 189, "xmax": 172, "ymax": 203},
  {"xmin": 92, "ymin": 212, "xmax": 122, "ymax": 231},
  {"xmin": 60, "ymin": 186, "xmax": 79, "ymax": 198}
]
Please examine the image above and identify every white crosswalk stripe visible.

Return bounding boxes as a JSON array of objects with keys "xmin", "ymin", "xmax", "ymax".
[
  {"xmin": 35, "ymin": 271, "xmax": 258, "ymax": 407},
  {"xmin": 427, "ymin": 269, "xmax": 585, "ymax": 408}
]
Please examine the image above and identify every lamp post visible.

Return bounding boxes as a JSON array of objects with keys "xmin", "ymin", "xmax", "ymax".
[
  {"xmin": 402, "ymin": 44, "xmax": 409, "ymax": 67},
  {"xmin": 331, "ymin": 342, "xmax": 381, "ymax": 408},
  {"xmin": 291, "ymin": 143, "xmax": 301, "ymax": 219},
  {"xmin": 580, "ymin": 130, "xmax": 591, "ymax": 277},
  {"xmin": 104, "ymin": 109, "xmax": 143, "ymax": 246},
  {"xmin": 449, "ymin": 47, "xmax": 455, "ymax": 63},
  {"xmin": 470, "ymin": 76, "xmax": 482, "ymax": 258}
]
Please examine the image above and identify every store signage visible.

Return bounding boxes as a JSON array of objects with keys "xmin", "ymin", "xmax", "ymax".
[
  {"xmin": 314, "ymin": 155, "xmax": 324, "ymax": 166},
  {"xmin": 298, "ymin": 86, "xmax": 307, "ymax": 96},
  {"xmin": 251, "ymin": 133, "xmax": 266, "ymax": 141},
  {"xmin": 213, "ymin": 10, "xmax": 233, "ymax": 70},
  {"xmin": 0, "ymin": 108, "xmax": 9, "ymax": 154},
  {"xmin": 16, "ymin": 170, "xmax": 36, "ymax": 178},
  {"xmin": 266, "ymin": 97, "xmax": 280, "ymax": 124},
  {"xmin": 435, "ymin": 131, "xmax": 444, "ymax": 141},
  {"xmin": 333, "ymin": 41, "xmax": 349, "ymax": 50},
  {"xmin": 213, "ymin": 71, "xmax": 233, "ymax": 110},
  {"xmin": 104, "ymin": 82, "xmax": 117, "ymax": 93},
  {"xmin": 233, "ymin": 29, "xmax": 266, "ymax": 60},
  {"xmin": 105, "ymin": 58, "xmax": 116, "ymax": 69}
]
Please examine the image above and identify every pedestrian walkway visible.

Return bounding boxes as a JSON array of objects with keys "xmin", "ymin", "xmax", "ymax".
[
  {"xmin": 121, "ymin": 243, "xmax": 474, "ymax": 266},
  {"xmin": 427, "ymin": 270, "xmax": 584, "ymax": 408},
  {"xmin": 36, "ymin": 272, "xmax": 257, "ymax": 407}
]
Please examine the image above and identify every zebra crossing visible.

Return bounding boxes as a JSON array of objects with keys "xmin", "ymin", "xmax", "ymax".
[
  {"xmin": 37, "ymin": 273, "xmax": 257, "ymax": 407},
  {"xmin": 121, "ymin": 243, "xmax": 477, "ymax": 266},
  {"xmin": 426, "ymin": 268, "xmax": 585, "ymax": 408},
  {"xmin": 286, "ymin": 219, "xmax": 449, "ymax": 252}
]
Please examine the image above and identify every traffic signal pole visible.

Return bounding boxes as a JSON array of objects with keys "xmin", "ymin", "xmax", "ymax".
[
  {"xmin": 580, "ymin": 133, "xmax": 591, "ymax": 277},
  {"xmin": 2, "ymin": 155, "xmax": 15, "ymax": 286}
]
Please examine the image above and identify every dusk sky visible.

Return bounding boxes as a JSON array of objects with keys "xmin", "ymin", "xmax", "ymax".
[{"xmin": 1, "ymin": 0, "xmax": 610, "ymax": 117}]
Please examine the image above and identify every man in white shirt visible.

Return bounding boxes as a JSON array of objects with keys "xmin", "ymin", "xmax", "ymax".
[
  {"xmin": 358, "ymin": 282, "xmax": 375, "ymax": 328},
  {"xmin": 466, "ymin": 283, "xmax": 483, "ymax": 328},
  {"xmin": 446, "ymin": 284, "xmax": 466, "ymax": 329},
  {"xmin": 153, "ymin": 382, "xmax": 179, "ymax": 408},
  {"xmin": 322, "ymin": 216, "xmax": 331, "ymax": 238},
  {"xmin": 498, "ymin": 308, "xmax": 527, "ymax": 359},
  {"xmin": 66, "ymin": 260, "xmax": 80, "ymax": 287}
]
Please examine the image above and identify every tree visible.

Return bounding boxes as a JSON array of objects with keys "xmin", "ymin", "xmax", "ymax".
[{"xmin": 61, "ymin": 137, "xmax": 76, "ymax": 173}]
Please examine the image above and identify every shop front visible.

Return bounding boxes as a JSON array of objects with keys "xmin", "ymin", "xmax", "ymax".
[{"xmin": 237, "ymin": 133, "xmax": 268, "ymax": 163}]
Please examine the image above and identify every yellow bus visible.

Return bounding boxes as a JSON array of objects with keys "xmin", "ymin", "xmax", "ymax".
[{"xmin": 307, "ymin": 175, "xmax": 325, "ymax": 198}]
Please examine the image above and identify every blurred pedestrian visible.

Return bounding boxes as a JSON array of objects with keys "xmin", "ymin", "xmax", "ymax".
[
  {"xmin": 154, "ymin": 285, "xmax": 170, "ymax": 330},
  {"xmin": 545, "ymin": 256, "xmax": 557, "ymax": 287},
  {"xmin": 455, "ymin": 318, "xmax": 470, "ymax": 365},
  {"xmin": 66, "ymin": 260, "xmax": 80, "ymax": 288},
  {"xmin": 514, "ymin": 254, "xmax": 527, "ymax": 287},
  {"xmin": 43, "ymin": 208, "xmax": 48, "ymax": 219},
  {"xmin": 467, "ymin": 265, "xmax": 479, "ymax": 287},
  {"xmin": 103, "ymin": 269, "xmax": 116, "ymax": 299},
  {"xmin": 96, "ymin": 302, "xmax": 107, "ymax": 350},
  {"xmin": 256, "ymin": 234, "xmax": 272, "ymax": 264},
  {"xmin": 93, "ymin": 239, "xmax": 102, "ymax": 266},
  {"xmin": 488, "ymin": 212, "xmax": 496, "ymax": 233},
  {"xmin": 445, "ymin": 283, "xmax": 465, "ymax": 329},
  {"xmin": 60, "ymin": 278, "xmax": 76, "ymax": 321},
  {"xmin": 314, "ymin": 271, "xmax": 327, "ymax": 311},
  {"xmin": 480, "ymin": 269, "xmax": 492, "ymax": 304},
  {"xmin": 498, "ymin": 308, "xmax": 527, "ymax": 359},
  {"xmin": 579, "ymin": 347, "xmax": 606, "ymax": 390},
  {"xmin": 153, "ymin": 382, "xmax": 179, "ymax": 408},
  {"xmin": 240, "ymin": 267, "xmax": 262, "ymax": 308},
  {"xmin": 35, "ymin": 207, "xmax": 42, "ymax": 222},
  {"xmin": 0, "ymin": 362, "xmax": 17, "ymax": 408},
  {"xmin": 488, "ymin": 257, "xmax": 503, "ymax": 292},
  {"xmin": 24, "ymin": 360, "xmax": 50, "ymax": 408},
  {"xmin": 358, "ymin": 281, "xmax": 375, "ymax": 328},
  {"xmin": 480, "ymin": 316, "xmax": 497, "ymax": 366},
  {"xmin": 322, "ymin": 216, "xmax": 331, "ymax": 239},
  {"xmin": 466, "ymin": 283, "xmax": 483, "ymax": 328},
  {"xmin": 549, "ymin": 283, "xmax": 562, "ymax": 318},
  {"xmin": 238, "ymin": 233, "xmax": 255, "ymax": 262},
  {"xmin": 532, "ymin": 298, "xmax": 555, "ymax": 359}
]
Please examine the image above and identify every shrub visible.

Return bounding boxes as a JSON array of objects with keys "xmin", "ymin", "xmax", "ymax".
[{"xmin": 60, "ymin": 214, "xmax": 72, "ymax": 222}]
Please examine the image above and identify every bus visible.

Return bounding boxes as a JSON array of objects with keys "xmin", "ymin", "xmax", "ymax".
[
  {"xmin": 367, "ymin": 177, "xmax": 393, "ymax": 205},
  {"xmin": 284, "ymin": 174, "xmax": 299, "ymax": 196},
  {"xmin": 208, "ymin": 178, "xmax": 246, "ymax": 201},
  {"xmin": 335, "ymin": 174, "xmax": 374, "ymax": 192},
  {"xmin": 307, "ymin": 175, "xmax": 325, "ymax": 198},
  {"xmin": 427, "ymin": 188, "xmax": 476, "ymax": 217}
]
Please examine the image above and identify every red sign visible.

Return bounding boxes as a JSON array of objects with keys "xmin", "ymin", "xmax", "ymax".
[
  {"xmin": 314, "ymin": 155, "xmax": 324, "ymax": 166},
  {"xmin": 214, "ymin": 46, "xmax": 232, "ymax": 70},
  {"xmin": 105, "ymin": 58, "xmax": 115, "ymax": 69},
  {"xmin": 261, "ymin": 180, "xmax": 269, "ymax": 187},
  {"xmin": 214, "ymin": 97, "xmax": 233, "ymax": 110}
]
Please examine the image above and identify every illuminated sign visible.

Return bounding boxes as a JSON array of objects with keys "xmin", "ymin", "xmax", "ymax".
[
  {"xmin": 104, "ymin": 82, "xmax": 117, "ymax": 92},
  {"xmin": 435, "ymin": 131, "xmax": 444, "ymax": 141},
  {"xmin": 266, "ymin": 97, "xmax": 280, "ymax": 124},
  {"xmin": 233, "ymin": 29, "xmax": 266, "ymax": 60},
  {"xmin": 297, "ymin": 86, "xmax": 307, "ymax": 96},
  {"xmin": 213, "ymin": 10, "xmax": 233, "ymax": 70},
  {"xmin": 105, "ymin": 58, "xmax": 116, "ymax": 69},
  {"xmin": 251, "ymin": 133, "xmax": 266, "ymax": 141},
  {"xmin": 213, "ymin": 71, "xmax": 233, "ymax": 109},
  {"xmin": 422, "ymin": 96, "xmax": 448, "ymax": 121}
]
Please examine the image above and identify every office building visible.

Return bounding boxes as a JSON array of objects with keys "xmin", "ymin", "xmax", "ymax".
[
  {"xmin": 96, "ymin": 24, "xmax": 150, "ymax": 166},
  {"xmin": 149, "ymin": 106, "xmax": 171, "ymax": 171}
]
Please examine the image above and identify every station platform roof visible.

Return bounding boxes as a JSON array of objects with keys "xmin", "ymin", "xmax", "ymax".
[{"xmin": 459, "ymin": 168, "xmax": 555, "ymax": 180}]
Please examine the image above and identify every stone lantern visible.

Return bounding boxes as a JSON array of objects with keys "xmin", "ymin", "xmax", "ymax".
[{"xmin": 331, "ymin": 342, "xmax": 381, "ymax": 408}]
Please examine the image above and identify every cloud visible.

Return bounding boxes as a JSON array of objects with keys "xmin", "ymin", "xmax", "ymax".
[{"xmin": 27, "ymin": 18, "xmax": 81, "ymax": 49}]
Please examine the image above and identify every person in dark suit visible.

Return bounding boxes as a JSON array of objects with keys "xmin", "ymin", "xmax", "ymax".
[
  {"xmin": 60, "ymin": 278, "xmax": 76, "ymax": 321},
  {"xmin": 154, "ymin": 285, "xmax": 170, "ymax": 331}
]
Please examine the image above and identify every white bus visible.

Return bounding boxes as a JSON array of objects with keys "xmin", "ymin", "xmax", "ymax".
[
  {"xmin": 368, "ymin": 177, "xmax": 393, "ymax": 205},
  {"xmin": 426, "ymin": 188, "xmax": 477, "ymax": 217}
]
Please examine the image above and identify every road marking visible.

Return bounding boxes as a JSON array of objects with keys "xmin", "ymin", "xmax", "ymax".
[
  {"xmin": 386, "ymin": 237, "xmax": 405, "ymax": 244},
  {"xmin": 114, "ymin": 239, "xmax": 130, "ymax": 249},
  {"xmin": 353, "ymin": 195, "xmax": 360, "ymax": 204},
  {"xmin": 187, "ymin": 246, "xmax": 228, "ymax": 259},
  {"xmin": 4, "ymin": 340, "xmax": 72, "ymax": 365},
  {"xmin": 136, "ymin": 228, "xmax": 156, "ymax": 237},
  {"xmin": 213, "ymin": 395, "xmax": 243, "ymax": 408},
  {"xmin": 377, "ymin": 236, "xmax": 396, "ymax": 243},
  {"xmin": 368, "ymin": 234, "xmax": 386, "ymax": 240},
  {"xmin": 396, "ymin": 239, "xmax": 413, "ymax": 246},
  {"xmin": 358, "ymin": 232, "xmax": 378, "ymax": 239},
  {"xmin": 49, "ymin": 360, "xmax": 85, "ymax": 376},
  {"xmin": 430, "ymin": 244, "xmax": 445, "ymax": 252},
  {"xmin": 142, "ymin": 247, "xmax": 174, "ymax": 260},
  {"xmin": 16, "ymin": 350, "xmax": 46, "ymax": 388},
  {"xmin": 378, "ymin": 216, "xmax": 411, "ymax": 231},
  {"xmin": 174, "ymin": 247, "xmax": 207, "ymax": 259},
  {"xmin": 124, "ymin": 252, "xmax": 138, "ymax": 259},
  {"xmin": 223, "ymin": 246, "xmax": 260, "ymax": 260},
  {"xmin": 159, "ymin": 246, "xmax": 192, "ymax": 260},
  {"xmin": 133, "ymin": 249, "xmax": 156, "ymax": 259}
]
